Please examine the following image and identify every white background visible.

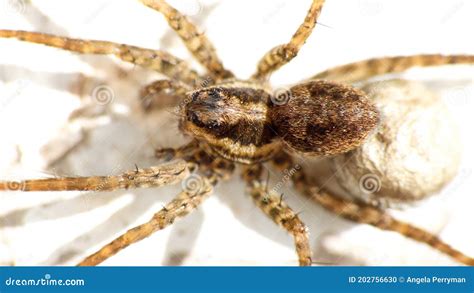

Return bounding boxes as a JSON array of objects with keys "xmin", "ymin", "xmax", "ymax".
[{"xmin": 0, "ymin": 0, "xmax": 473, "ymax": 266}]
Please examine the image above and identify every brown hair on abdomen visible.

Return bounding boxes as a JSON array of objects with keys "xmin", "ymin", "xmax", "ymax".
[{"xmin": 270, "ymin": 80, "xmax": 380, "ymax": 156}]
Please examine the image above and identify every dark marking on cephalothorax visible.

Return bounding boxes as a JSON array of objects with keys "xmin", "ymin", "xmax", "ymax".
[
  {"xmin": 183, "ymin": 82, "xmax": 276, "ymax": 144},
  {"xmin": 181, "ymin": 81, "xmax": 281, "ymax": 164}
]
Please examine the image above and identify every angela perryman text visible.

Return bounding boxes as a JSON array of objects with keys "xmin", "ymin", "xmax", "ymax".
[
  {"xmin": 405, "ymin": 276, "xmax": 467, "ymax": 285},
  {"xmin": 347, "ymin": 275, "xmax": 467, "ymax": 284}
]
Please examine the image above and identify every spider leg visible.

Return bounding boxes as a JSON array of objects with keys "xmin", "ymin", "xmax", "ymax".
[
  {"xmin": 311, "ymin": 54, "xmax": 474, "ymax": 83},
  {"xmin": 242, "ymin": 164, "xmax": 312, "ymax": 266},
  {"xmin": 140, "ymin": 69, "xmax": 215, "ymax": 111},
  {"xmin": 0, "ymin": 30, "xmax": 202, "ymax": 86},
  {"xmin": 272, "ymin": 152, "xmax": 474, "ymax": 266},
  {"xmin": 154, "ymin": 140, "xmax": 200, "ymax": 162},
  {"xmin": 78, "ymin": 175, "xmax": 212, "ymax": 266},
  {"xmin": 0, "ymin": 160, "xmax": 191, "ymax": 192},
  {"xmin": 304, "ymin": 188, "xmax": 474, "ymax": 266},
  {"xmin": 139, "ymin": 0, "xmax": 233, "ymax": 80},
  {"xmin": 140, "ymin": 79, "xmax": 191, "ymax": 111},
  {"xmin": 78, "ymin": 154, "xmax": 235, "ymax": 266},
  {"xmin": 251, "ymin": 0, "xmax": 325, "ymax": 81}
]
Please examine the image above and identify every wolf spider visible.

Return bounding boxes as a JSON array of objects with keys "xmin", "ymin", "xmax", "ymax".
[{"xmin": 1, "ymin": 0, "xmax": 473, "ymax": 266}]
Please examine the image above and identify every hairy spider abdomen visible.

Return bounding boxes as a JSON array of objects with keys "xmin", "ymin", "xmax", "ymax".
[
  {"xmin": 181, "ymin": 81, "xmax": 281, "ymax": 164},
  {"xmin": 270, "ymin": 80, "xmax": 380, "ymax": 156}
]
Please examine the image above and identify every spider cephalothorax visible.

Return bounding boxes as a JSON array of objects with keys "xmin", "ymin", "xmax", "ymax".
[
  {"xmin": 1, "ymin": 0, "xmax": 473, "ymax": 267},
  {"xmin": 180, "ymin": 80, "xmax": 279, "ymax": 164},
  {"xmin": 181, "ymin": 80, "xmax": 379, "ymax": 164}
]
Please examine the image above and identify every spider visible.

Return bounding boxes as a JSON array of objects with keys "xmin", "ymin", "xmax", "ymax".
[{"xmin": 0, "ymin": 0, "xmax": 473, "ymax": 266}]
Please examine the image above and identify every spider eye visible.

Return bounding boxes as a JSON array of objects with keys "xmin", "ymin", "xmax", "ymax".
[
  {"xmin": 208, "ymin": 120, "xmax": 219, "ymax": 129},
  {"xmin": 188, "ymin": 112, "xmax": 201, "ymax": 124},
  {"xmin": 186, "ymin": 109, "xmax": 223, "ymax": 133},
  {"xmin": 270, "ymin": 80, "xmax": 380, "ymax": 156}
]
